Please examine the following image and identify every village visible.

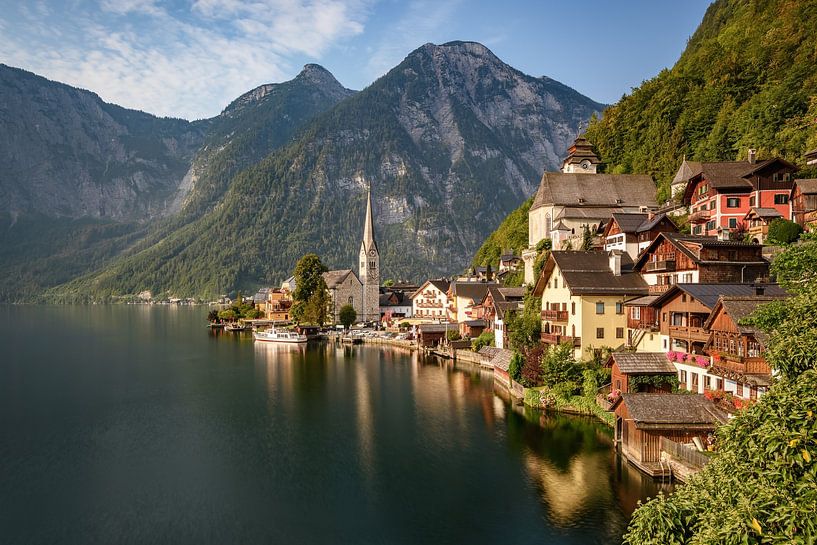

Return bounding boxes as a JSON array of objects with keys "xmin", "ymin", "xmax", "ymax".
[{"xmin": 225, "ymin": 137, "xmax": 817, "ymax": 483}]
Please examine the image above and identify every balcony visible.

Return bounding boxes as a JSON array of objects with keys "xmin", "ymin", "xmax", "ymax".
[
  {"xmin": 644, "ymin": 259, "xmax": 676, "ymax": 272},
  {"xmin": 669, "ymin": 325, "xmax": 710, "ymax": 344},
  {"xmin": 648, "ymin": 284, "xmax": 671, "ymax": 295},
  {"xmin": 541, "ymin": 309, "xmax": 569, "ymax": 322},
  {"xmin": 541, "ymin": 332, "xmax": 581, "ymax": 347},
  {"xmin": 689, "ymin": 210, "xmax": 711, "ymax": 224},
  {"xmin": 711, "ymin": 353, "xmax": 771, "ymax": 375}
]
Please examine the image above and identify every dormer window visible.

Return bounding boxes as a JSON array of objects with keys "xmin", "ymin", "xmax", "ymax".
[
  {"xmin": 615, "ymin": 198, "xmax": 623, "ymax": 204},
  {"xmin": 578, "ymin": 197, "xmax": 586, "ymax": 204}
]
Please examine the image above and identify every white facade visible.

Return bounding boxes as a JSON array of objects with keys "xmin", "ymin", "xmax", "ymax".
[{"xmin": 411, "ymin": 281, "xmax": 450, "ymax": 321}]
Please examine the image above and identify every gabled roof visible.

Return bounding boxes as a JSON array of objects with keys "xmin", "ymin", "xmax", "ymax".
[
  {"xmin": 495, "ymin": 301, "xmax": 522, "ymax": 320},
  {"xmin": 323, "ymin": 269, "xmax": 360, "ymax": 288},
  {"xmin": 450, "ymin": 281, "xmax": 498, "ymax": 303},
  {"xmin": 636, "ymin": 212, "xmax": 676, "ymax": 233},
  {"xmin": 793, "ymin": 179, "xmax": 817, "ymax": 195},
  {"xmin": 487, "ymin": 348, "xmax": 514, "ymax": 371},
  {"xmin": 533, "ymin": 251, "xmax": 647, "ymax": 297},
  {"xmin": 609, "ymin": 213, "xmax": 649, "ymax": 233},
  {"xmin": 744, "ymin": 207, "xmax": 783, "ymax": 221},
  {"xmin": 651, "ymin": 283, "xmax": 787, "ymax": 310},
  {"xmin": 740, "ymin": 157, "xmax": 798, "ymax": 178},
  {"xmin": 618, "ymin": 394, "xmax": 728, "ymax": 429},
  {"xmin": 704, "ymin": 295, "xmax": 788, "ymax": 345},
  {"xmin": 412, "ymin": 279, "xmax": 450, "ymax": 299},
  {"xmin": 634, "ymin": 232, "xmax": 765, "ymax": 272},
  {"xmin": 607, "ymin": 352, "xmax": 675, "ymax": 374},
  {"xmin": 498, "ymin": 287, "xmax": 526, "ymax": 300},
  {"xmin": 682, "ymin": 157, "xmax": 798, "ymax": 203},
  {"xmin": 672, "ymin": 159, "xmax": 703, "ymax": 185},
  {"xmin": 531, "ymin": 172, "xmax": 657, "ymax": 211},
  {"xmin": 500, "ymin": 254, "xmax": 520, "ymax": 262}
]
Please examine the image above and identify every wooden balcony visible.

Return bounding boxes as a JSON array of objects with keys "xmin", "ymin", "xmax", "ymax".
[
  {"xmin": 648, "ymin": 284, "xmax": 671, "ymax": 295},
  {"xmin": 541, "ymin": 309, "xmax": 569, "ymax": 322},
  {"xmin": 689, "ymin": 210, "xmax": 710, "ymax": 224},
  {"xmin": 669, "ymin": 325, "xmax": 710, "ymax": 344},
  {"xmin": 644, "ymin": 259, "xmax": 676, "ymax": 272},
  {"xmin": 541, "ymin": 332, "xmax": 581, "ymax": 347},
  {"xmin": 712, "ymin": 353, "xmax": 771, "ymax": 375}
]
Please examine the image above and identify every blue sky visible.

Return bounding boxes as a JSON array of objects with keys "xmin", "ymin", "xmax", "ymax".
[{"xmin": 0, "ymin": 0, "xmax": 711, "ymax": 120}]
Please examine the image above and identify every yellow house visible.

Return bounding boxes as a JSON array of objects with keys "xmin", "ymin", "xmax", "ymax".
[{"xmin": 533, "ymin": 251, "xmax": 649, "ymax": 360}]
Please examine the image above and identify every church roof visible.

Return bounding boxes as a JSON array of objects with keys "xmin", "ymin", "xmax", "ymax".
[
  {"xmin": 322, "ymin": 269, "xmax": 360, "ymax": 288},
  {"xmin": 361, "ymin": 188, "xmax": 378, "ymax": 253},
  {"xmin": 561, "ymin": 136, "xmax": 601, "ymax": 167},
  {"xmin": 531, "ymin": 172, "xmax": 657, "ymax": 211}
]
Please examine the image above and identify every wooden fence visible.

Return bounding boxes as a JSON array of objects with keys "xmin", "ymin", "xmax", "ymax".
[{"xmin": 660, "ymin": 437, "xmax": 711, "ymax": 470}]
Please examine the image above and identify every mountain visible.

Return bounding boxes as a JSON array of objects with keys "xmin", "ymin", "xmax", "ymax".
[
  {"xmin": 60, "ymin": 41, "xmax": 604, "ymax": 299},
  {"xmin": 0, "ymin": 64, "xmax": 354, "ymax": 301},
  {"xmin": 584, "ymin": 0, "xmax": 817, "ymax": 201}
]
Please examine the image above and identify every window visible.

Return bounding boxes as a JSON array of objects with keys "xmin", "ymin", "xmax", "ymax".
[
  {"xmin": 616, "ymin": 327, "xmax": 624, "ymax": 339},
  {"xmin": 681, "ymin": 294, "xmax": 686, "ymax": 302},
  {"xmin": 727, "ymin": 197, "xmax": 740, "ymax": 208},
  {"xmin": 632, "ymin": 306, "xmax": 641, "ymax": 319},
  {"xmin": 692, "ymin": 373, "xmax": 699, "ymax": 389},
  {"xmin": 704, "ymin": 376, "xmax": 711, "ymax": 390},
  {"xmin": 596, "ymin": 328, "xmax": 604, "ymax": 339},
  {"xmin": 348, "ymin": 296, "xmax": 354, "ymax": 304},
  {"xmin": 615, "ymin": 302, "xmax": 623, "ymax": 315},
  {"xmin": 774, "ymin": 194, "xmax": 789, "ymax": 205},
  {"xmin": 679, "ymin": 370, "xmax": 687, "ymax": 386},
  {"xmin": 709, "ymin": 200, "xmax": 716, "ymax": 210},
  {"xmin": 749, "ymin": 195, "xmax": 756, "ymax": 207},
  {"xmin": 706, "ymin": 220, "xmax": 716, "ymax": 231},
  {"xmin": 693, "ymin": 225, "xmax": 702, "ymax": 235},
  {"xmin": 554, "ymin": 278, "xmax": 558, "ymax": 289},
  {"xmin": 729, "ymin": 218, "xmax": 738, "ymax": 228},
  {"xmin": 571, "ymin": 302, "xmax": 575, "ymax": 315},
  {"xmin": 737, "ymin": 383, "xmax": 744, "ymax": 397},
  {"xmin": 596, "ymin": 302, "xmax": 605, "ymax": 315}
]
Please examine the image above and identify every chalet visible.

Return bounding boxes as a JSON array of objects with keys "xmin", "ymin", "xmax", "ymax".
[
  {"xmin": 703, "ymin": 295, "xmax": 786, "ymax": 400},
  {"xmin": 411, "ymin": 279, "xmax": 450, "ymax": 322},
  {"xmin": 378, "ymin": 289, "xmax": 413, "ymax": 322},
  {"xmin": 743, "ymin": 207, "xmax": 783, "ymax": 244},
  {"xmin": 634, "ymin": 232, "xmax": 769, "ymax": 294},
  {"xmin": 448, "ymin": 280, "xmax": 499, "ymax": 323},
  {"xmin": 791, "ymin": 179, "xmax": 817, "ymax": 231},
  {"xmin": 613, "ymin": 394, "xmax": 727, "ymax": 477},
  {"xmin": 476, "ymin": 286, "xmax": 525, "ymax": 349},
  {"xmin": 679, "ymin": 152, "xmax": 797, "ymax": 237},
  {"xmin": 622, "ymin": 294, "xmax": 662, "ymax": 351},
  {"xmin": 498, "ymin": 254, "xmax": 522, "ymax": 272},
  {"xmin": 606, "ymin": 352, "xmax": 677, "ymax": 394},
  {"xmin": 603, "ymin": 212, "xmax": 678, "ymax": 259},
  {"xmin": 323, "ymin": 269, "xmax": 363, "ymax": 324},
  {"xmin": 534, "ymin": 251, "xmax": 648, "ymax": 359},
  {"xmin": 417, "ymin": 323, "xmax": 450, "ymax": 347},
  {"xmin": 523, "ymin": 136, "xmax": 658, "ymax": 282},
  {"xmin": 460, "ymin": 319, "xmax": 488, "ymax": 338}
]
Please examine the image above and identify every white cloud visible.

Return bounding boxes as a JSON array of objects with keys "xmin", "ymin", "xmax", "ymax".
[{"xmin": 0, "ymin": 0, "xmax": 371, "ymax": 119}]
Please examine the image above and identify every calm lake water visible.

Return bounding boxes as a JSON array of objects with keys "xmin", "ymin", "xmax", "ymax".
[{"xmin": 0, "ymin": 306, "xmax": 667, "ymax": 544}]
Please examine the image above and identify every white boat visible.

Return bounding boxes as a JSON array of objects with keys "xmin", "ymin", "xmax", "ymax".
[{"xmin": 253, "ymin": 327, "xmax": 308, "ymax": 344}]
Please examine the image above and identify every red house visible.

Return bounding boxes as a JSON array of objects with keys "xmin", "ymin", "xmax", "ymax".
[{"xmin": 680, "ymin": 153, "xmax": 797, "ymax": 237}]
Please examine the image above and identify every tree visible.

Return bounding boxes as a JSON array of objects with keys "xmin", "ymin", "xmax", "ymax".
[
  {"xmin": 446, "ymin": 329, "xmax": 462, "ymax": 342},
  {"xmin": 508, "ymin": 311, "xmax": 541, "ymax": 351},
  {"xmin": 339, "ymin": 304, "xmax": 357, "ymax": 329},
  {"xmin": 471, "ymin": 331, "xmax": 494, "ymax": 351},
  {"xmin": 292, "ymin": 253, "xmax": 329, "ymax": 322},
  {"xmin": 302, "ymin": 286, "xmax": 329, "ymax": 326},
  {"xmin": 581, "ymin": 224, "xmax": 594, "ymax": 251},
  {"xmin": 767, "ymin": 218, "xmax": 803, "ymax": 244},
  {"xmin": 769, "ymin": 237, "xmax": 817, "ymax": 290},
  {"xmin": 383, "ymin": 279, "xmax": 394, "ymax": 287},
  {"xmin": 218, "ymin": 309, "xmax": 237, "ymax": 321},
  {"xmin": 508, "ymin": 352, "xmax": 524, "ymax": 383},
  {"xmin": 540, "ymin": 343, "xmax": 581, "ymax": 388},
  {"xmin": 207, "ymin": 309, "xmax": 219, "ymax": 322}
]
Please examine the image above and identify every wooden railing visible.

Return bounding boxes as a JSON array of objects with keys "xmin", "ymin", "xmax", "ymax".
[
  {"xmin": 648, "ymin": 284, "xmax": 671, "ymax": 295},
  {"xmin": 541, "ymin": 332, "xmax": 581, "ymax": 346},
  {"xmin": 660, "ymin": 437, "xmax": 711, "ymax": 470},
  {"xmin": 645, "ymin": 259, "xmax": 676, "ymax": 272},
  {"xmin": 713, "ymin": 356, "xmax": 771, "ymax": 375},
  {"xmin": 541, "ymin": 309, "xmax": 569, "ymax": 322},
  {"xmin": 669, "ymin": 325, "xmax": 710, "ymax": 343}
]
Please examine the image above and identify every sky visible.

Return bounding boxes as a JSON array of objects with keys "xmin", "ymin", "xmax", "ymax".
[{"xmin": 0, "ymin": 0, "xmax": 712, "ymax": 120}]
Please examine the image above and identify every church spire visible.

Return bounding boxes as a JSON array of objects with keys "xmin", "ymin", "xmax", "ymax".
[{"xmin": 362, "ymin": 185, "xmax": 377, "ymax": 253}]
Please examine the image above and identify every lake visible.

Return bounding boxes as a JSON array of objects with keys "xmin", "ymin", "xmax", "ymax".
[{"xmin": 0, "ymin": 305, "xmax": 668, "ymax": 544}]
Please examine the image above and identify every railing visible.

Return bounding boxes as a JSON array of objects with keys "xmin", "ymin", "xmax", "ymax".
[
  {"xmin": 541, "ymin": 309, "xmax": 569, "ymax": 322},
  {"xmin": 540, "ymin": 332, "xmax": 581, "ymax": 346},
  {"xmin": 648, "ymin": 284, "xmax": 671, "ymax": 295},
  {"xmin": 628, "ymin": 318, "xmax": 659, "ymax": 331},
  {"xmin": 689, "ymin": 210, "xmax": 711, "ymax": 224},
  {"xmin": 660, "ymin": 437, "xmax": 711, "ymax": 470},
  {"xmin": 645, "ymin": 259, "xmax": 676, "ymax": 272},
  {"xmin": 669, "ymin": 325, "xmax": 710, "ymax": 343},
  {"xmin": 713, "ymin": 355, "xmax": 771, "ymax": 375}
]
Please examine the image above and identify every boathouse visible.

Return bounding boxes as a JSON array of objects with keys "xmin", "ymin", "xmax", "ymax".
[
  {"xmin": 606, "ymin": 352, "xmax": 676, "ymax": 394},
  {"xmin": 612, "ymin": 393, "xmax": 726, "ymax": 476}
]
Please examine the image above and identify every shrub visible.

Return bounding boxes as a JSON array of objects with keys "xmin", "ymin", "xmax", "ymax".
[
  {"xmin": 446, "ymin": 329, "xmax": 462, "ymax": 342},
  {"xmin": 766, "ymin": 218, "xmax": 803, "ymax": 244},
  {"xmin": 471, "ymin": 331, "xmax": 495, "ymax": 351}
]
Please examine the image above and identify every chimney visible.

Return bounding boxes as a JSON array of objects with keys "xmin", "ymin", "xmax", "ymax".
[
  {"xmin": 748, "ymin": 148, "xmax": 757, "ymax": 165},
  {"xmin": 754, "ymin": 285, "xmax": 765, "ymax": 296},
  {"xmin": 609, "ymin": 252, "xmax": 622, "ymax": 276}
]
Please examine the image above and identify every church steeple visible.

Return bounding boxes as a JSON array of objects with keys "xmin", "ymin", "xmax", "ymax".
[
  {"xmin": 362, "ymin": 186, "xmax": 378, "ymax": 253},
  {"xmin": 359, "ymin": 184, "xmax": 380, "ymax": 322}
]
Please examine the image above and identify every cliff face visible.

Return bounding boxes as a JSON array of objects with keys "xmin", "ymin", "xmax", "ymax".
[{"xmin": 63, "ymin": 42, "xmax": 603, "ymax": 298}]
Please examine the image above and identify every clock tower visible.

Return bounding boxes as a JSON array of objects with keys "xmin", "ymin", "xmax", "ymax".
[{"xmin": 359, "ymin": 186, "xmax": 380, "ymax": 322}]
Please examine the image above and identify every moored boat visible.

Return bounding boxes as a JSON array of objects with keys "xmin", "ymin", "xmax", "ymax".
[{"xmin": 253, "ymin": 327, "xmax": 308, "ymax": 344}]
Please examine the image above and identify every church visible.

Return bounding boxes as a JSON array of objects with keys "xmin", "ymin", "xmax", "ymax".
[{"xmin": 322, "ymin": 188, "xmax": 381, "ymax": 324}]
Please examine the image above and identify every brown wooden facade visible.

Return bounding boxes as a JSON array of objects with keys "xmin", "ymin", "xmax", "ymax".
[{"xmin": 791, "ymin": 179, "xmax": 817, "ymax": 228}]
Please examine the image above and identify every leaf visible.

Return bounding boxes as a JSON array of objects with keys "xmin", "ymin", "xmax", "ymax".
[
  {"xmin": 803, "ymin": 450, "xmax": 812, "ymax": 463},
  {"xmin": 751, "ymin": 518, "xmax": 763, "ymax": 535}
]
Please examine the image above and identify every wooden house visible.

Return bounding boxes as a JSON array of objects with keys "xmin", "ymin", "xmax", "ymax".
[
  {"xmin": 634, "ymin": 232, "xmax": 769, "ymax": 294},
  {"xmin": 603, "ymin": 212, "xmax": 678, "ymax": 259},
  {"xmin": 613, "ymin": 393, "xmax": 727, "ymax": 477},
  {"xmin": 477, "ymin": 287, "xmax": 524, "ymax": 349},
  {"xmin": 703, "ymin": 295, "xmax": 786, "ymax": 399},
  {"xmin": 448, "ymin": 280, "xmax": 499, "ymax": 323},
  {"xmin": 459, "ymin": 319, "xmax": 488, "ymax": 338},
  {"xmin": 606, "ymin": 352, "xmax": 676, "ymax": 395},
  {"xmin": 417, "ymin": 323, "xmax": 451, "ymax": 347},
  {"xmin": 791, "ymin": 179, "xmax": 817, "ymax": 231},
  {"xmin": 743, "ymin": 207, "xmax": 783, "ymax": 244}
]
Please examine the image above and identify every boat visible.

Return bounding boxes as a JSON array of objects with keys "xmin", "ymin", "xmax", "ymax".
[
  {"xmin": 225, "ymin": 323, "xmax": 251, "ymax": 332},
  {"xmin": 253, "ymin": 327, "xmax": 308, "ymax": 344}
]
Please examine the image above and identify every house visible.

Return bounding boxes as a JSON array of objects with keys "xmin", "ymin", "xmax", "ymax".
[
  {"xmin": 378, "ymin": 289, "xmax": 413, "ymax": 322},
  {"xmin": 448, "ymin": 280, "xmax": 499, "ymax": 323},
  {"xmin": 499, "ymin": 254, "xmax": 522, "ymax": 272},
  {"xmin": 634, "ymin": 232, "xmax": 769, "ymax": 294},
  {"xmin": 622, "ymin": 294, "xmax": 663, "ymax": 352},
  {"xmin": 477, "ymin": 286, "xmax": 525, "ymax": 349},
  {"xmin": 791, "ymin": 179, "xmax": 817, "ymax": 231},
  {"xmin": 612, "ymin": 394, "xmax": 727, "ymax": 477},
  {"xmin": 523, "ymin": 136, "xmax": 658, "ymax": 283},
  {"xmin": 703, "ymin": 295, "xmax": 786, "ymax": 400},
  {"xmin": 323, "ymin": 269, "xmax": 363, "ymax": 324},
  {"xmin": 460, "ymin": 319, "xmax": 488, "ymax": 338},
  {"xmin": 411, "ymin": 279, "xmax": 451, "ymax": 322},
  {"xmin": 602, "ymin": 212, "xmax": 678, "ymax": 259},
  {"xmin": 679, "ymin": 152, "xmax": 797, "ymax": 237},
  {"xmin": 254, "ymin": 287, "xmax": 293, "ymax": 322},
  {"xmin": 281, "ymin": 276, "xmax": 297, "ymax": 293},
  {"xmin": 606, "ymin": 352, "xmax": 677, "ymax": 395},
  {"xmin": 533, "ymin": 251, "xmax": 648, "ymax": 359},
  {"xmin": 417, "ymin": 323, "xmax": 452, "ymax": 347},
  {"xmin": 806, "ymin": 148, "xmax": 817, "ymax": 166},
  {"xmin": 743, "ymin": 207, "xmax": 783, "ymax": 244}
]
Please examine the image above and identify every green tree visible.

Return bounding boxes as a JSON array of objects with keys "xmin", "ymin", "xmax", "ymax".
[
  {"xmin": 446, "ymin": 329, "xmax": 462, "ymax": 342},
  {"xmin": 508, "ymin": 352, "xmax": 524, "ymax": 383},
  {"xmin": 766, "ymin": 218, "xmax": 803, "ymax": 244},
  {"xmin": 471, "ymin": 331, "xmax": 495, "ymax": 351},
  {"xmin": 292, "ymin": 253, "xmax": 329, "ymax": 322},
  {"xmin": 769, "ymin": 237, "xmax": 817, "ymax": 290},
  {"xmin": 207, "ymin": 309, "xmax": 219, "ymax": 322},
  {"xmin": 302, "ymin": 286, "xmax": 329, "ymax": 326},
  {"xmin": 540, "ymin": 343, "xmax": 581, "ymax": 388},
  {"xmin": 581, "ymin": 224, "xmax": 594, "ymax": 251},
  {"xmin": 338, "ymin": 304, "xmax": 357, "ymax": 330},
  {"xmin": 383, "ymin": 279, "xmax": 394, "ymax": 287},
  {"xmin": 218, "ymin": 309, "xmax": 237, "ymax": 321}
]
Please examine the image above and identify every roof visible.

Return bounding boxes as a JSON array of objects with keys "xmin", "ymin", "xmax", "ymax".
[
  {"xmin": 495, "ymin": 301, "xmax": 522, "ymax": 319},
  {"xmin": 450, "ymin": 281, "xmax": 498, "ymax": 303},
  {"xmin": 418, "ymin": 324, "xmax": 450, "ymax": 333},
  {"xmin": 500, "ymin": 254, "xmax": 520, "ymax": 262},
  {"xmin": 608, "ymin": 352, "xmax": 675, "ymax": 374},
  {"xmin": 531, "ymin": 172, "xmax": 657, "ymax": 211},
  {"xmin": 412, "ymin": 279, "xmax": 450, "ymax": 299},
  {"xmin": 619, "ymin": 394, "xmax": 728, "ymax": 429},
  {"xmin": 610, "ymin": 212, "xmax": 649, "ymax": 233},
  {"xmin": 497, "ymin": 287, "xmax": 526, "ymax": 300},
  {"xmin": 704, "ymin": 295, "xmax": 789, "ymax": 346},
  {"xmin": 253, "ymin": 287, "xmax": 271, "ymax": 303},
  {"xmin": 624, "ymin": 295, "xmax": 659, "ymax": 307},
  {"xmin": 322, "ymin": 269, "xmax": 360, "ymax": 288},
  {"xmin": 745, "ymin": 207, "xmax": 782, "ymax": 220},
  {"xmin": 534, "ymin": 251, "xmax": 648, "ymax": 297},
  {"xmin": 672, "ymin": 159, "xmax": 703, "ymax": 185},
  {"xmin": 464, "ymin": 319, "xmax": 487, "ymax": 327},
  {"xmin": 651, "ymin": 283, "xmax": 787, "ymax": 310},
  {"xmin": 682, "ymin": 157, "xmax": 797, "ymax": 203},
  {"xmin": 556, "ymin": 207, "xmax": 622, "ymax": 220},
  {"xmin": 488, "ymin": 348, "xmax": 514, "ymax": 371},
  {"xmin": 793, "ymin": 179, "xmax": 817, "ymax": 195},
  {"xmin": 636, "ymin": 213, "xmax": 675, "ymax": 233},
  {"xmin": 634, "ymin": 232, "xmax": 766, "ymax": 271}
]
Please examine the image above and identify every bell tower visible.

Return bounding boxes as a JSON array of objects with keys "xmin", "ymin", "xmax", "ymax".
[{"xmin": 359, "ymin": 186, "xmax": 380, "ymax": 322}]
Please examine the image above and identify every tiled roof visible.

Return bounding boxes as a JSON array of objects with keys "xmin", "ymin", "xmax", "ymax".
[
  {"xmin": 620, "ymin": 394, "xmax": 728, "ymax": 429},
  {"xmin": 488, "ymin": 349, "xmax": 514, "ymax": 372},
  {"xmin": 539, "ymin": 251, "xmax": 647, "ymax": 296},
  {"xmin": 556, "ymin": 207, "xmax": 622, "ymax": 220},
  {"xmin": 705, "ymin": 295, "xmax": 789, "ymax": 346},
  {"xmin": 531, "ymin": 172, "xmax": 657, "ymax": 211},
  {"xmin": 610, "ymin": 212, "xmax": 649, "ymax": 233},
  {"xmin": 451, "ymin": 281, "xmax": 498, "ymax": 303},
  {"xmin": 634, "ymin": 233, "xmax": 765, "ymax": 271},
  {"xmin": 322, "ymin": 269, "xmax": 359, "ymax": 288},
  {"xmin": 636, "ymin": 213, "xmax": 675, "ymax": 233},
  {"xmin": 672, "ymin": 159, "xmax": 703, "ymax": 185},
  {"xmin": 609, "ymin": 352, "xmax": 675, "ymax": 374},
  {"xmin": 651, "ymin": 283, "xmax": 787, "ymax": 310},
  {"xmin": 794, "ymin": 179, "xmax": 817, "ymax": 195},
  {"xmin": 746, "ymin": 207, "xmax": 783, "ymax": 219},
  {"xmin": 497, "ymin": 287, "xmax": 526, "ymax": 299}
]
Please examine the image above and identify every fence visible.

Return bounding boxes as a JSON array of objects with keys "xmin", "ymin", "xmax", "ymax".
[{"xmin": 660, "ymin": 437, "xmax": 711, "ymax": 469}]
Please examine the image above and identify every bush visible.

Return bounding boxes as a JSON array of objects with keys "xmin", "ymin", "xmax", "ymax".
[
  {"xmin": 471, "ymin": 331, "xmax": 495, "ymax": 351},
  {"xmin": 508, "ymin": 352, "xmax": 524, "ymax": 382},
  {"xmin": 446, "ymin": 329, "xmax": 462, "ymax": 342},
  {"xmin": 540, "ymin": 343, "xmax": 582, "ymax": 388},
  {"xmin": 767, "ymin": 218, "xmax": 803, "ymax": 244}
]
